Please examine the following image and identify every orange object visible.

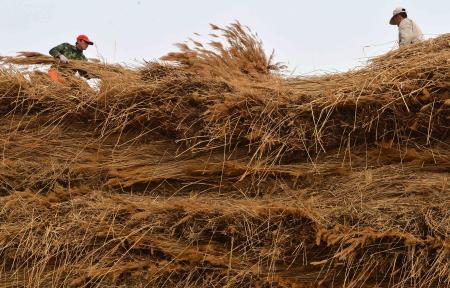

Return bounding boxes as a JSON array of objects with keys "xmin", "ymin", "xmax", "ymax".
[
  {"xmin": 48, "ymin": 68, "xmax": 64, "ymax": 83},
  {"xmin": 76, "ymin": 34, "xmax": 94, "ymax": 45}
]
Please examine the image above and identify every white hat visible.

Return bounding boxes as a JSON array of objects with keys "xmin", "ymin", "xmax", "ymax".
[{"xmin": 390, "ymin": 7, "xmax": 407, "ymax": 25}]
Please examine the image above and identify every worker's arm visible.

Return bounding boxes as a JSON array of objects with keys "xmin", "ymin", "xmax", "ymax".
[{"xmin": 49, "ymin": 43, "xmax": 68, "ymax": 58}]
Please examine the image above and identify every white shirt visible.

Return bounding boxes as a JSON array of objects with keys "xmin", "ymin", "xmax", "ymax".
[{"xmin": 398, "ymin": 18, "xmax": 424, "ymax": 46}]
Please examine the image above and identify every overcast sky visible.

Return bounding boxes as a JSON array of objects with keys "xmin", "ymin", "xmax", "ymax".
[{"xmin": 1, "ymin": 0, "xmax": 448, "ymax": 74}]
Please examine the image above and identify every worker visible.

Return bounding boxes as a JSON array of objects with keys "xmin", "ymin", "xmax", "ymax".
[
  {"xmin": 49, "ymin": 34, "xmax": 93, "ymax": 63},
  {"xmin": 389, "ymin": 7, "xmax": 424, "ymax": 47},
  {"xmin": 48, "ymin": 35, "xmax": 94, "ymax": 82}
]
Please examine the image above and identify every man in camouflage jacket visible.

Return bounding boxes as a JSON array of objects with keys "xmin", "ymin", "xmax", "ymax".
[
  {"xmin": 49, "ymin": 35, "xmax": 93, "ymax": 78},
  {"xmin": 49, "ymin": 34, "xmax": 93, "ymax": 62}
]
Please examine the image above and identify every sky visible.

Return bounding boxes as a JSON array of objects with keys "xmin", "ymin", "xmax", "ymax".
[{"xmin": 1, "ymin": 0, "xmax": 448, "ymax": 74}]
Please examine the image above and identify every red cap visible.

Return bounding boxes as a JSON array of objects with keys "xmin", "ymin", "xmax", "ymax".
[{"xmin": 76, "ymin": 35, "xmax": 94, "ymax": 45}]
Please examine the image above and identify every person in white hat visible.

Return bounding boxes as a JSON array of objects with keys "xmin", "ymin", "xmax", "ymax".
[{"xmin": 390, "ymin": 7, "xmax": 424, "ymax": 47}]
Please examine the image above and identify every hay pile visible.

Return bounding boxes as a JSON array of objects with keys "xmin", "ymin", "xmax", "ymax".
[{"xmin": 0, "ymin": 23, "xmax": 449, "ymax": 287}]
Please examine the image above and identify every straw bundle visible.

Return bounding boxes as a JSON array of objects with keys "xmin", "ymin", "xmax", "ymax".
[{"xmin": 0, "ymin": 23, "xmax": 448, "ymax": 287}]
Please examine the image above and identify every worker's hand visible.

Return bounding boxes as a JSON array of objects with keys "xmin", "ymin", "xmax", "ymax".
[{"xmin": 59, "ymin": 54, "xmax": 69, "ymax": 64}]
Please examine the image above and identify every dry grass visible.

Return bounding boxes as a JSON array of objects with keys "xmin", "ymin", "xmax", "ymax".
[{"xmin": 0, "ymin": 23, "xmax": 449, "ymax": 287}]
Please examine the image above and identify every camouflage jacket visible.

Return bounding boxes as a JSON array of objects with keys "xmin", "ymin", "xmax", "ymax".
[
  {"xmin": 49, "ymin": 43, "xmax": 87, "ymax": 61},
  {"xmin": 49, "ymin": 43, "xmax": 91, "ymax": 78}
]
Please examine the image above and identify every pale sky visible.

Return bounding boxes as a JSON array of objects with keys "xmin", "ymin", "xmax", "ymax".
[{"xmin": 1, "ymin": 0, "xmax": 448, "ymax": 74}]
